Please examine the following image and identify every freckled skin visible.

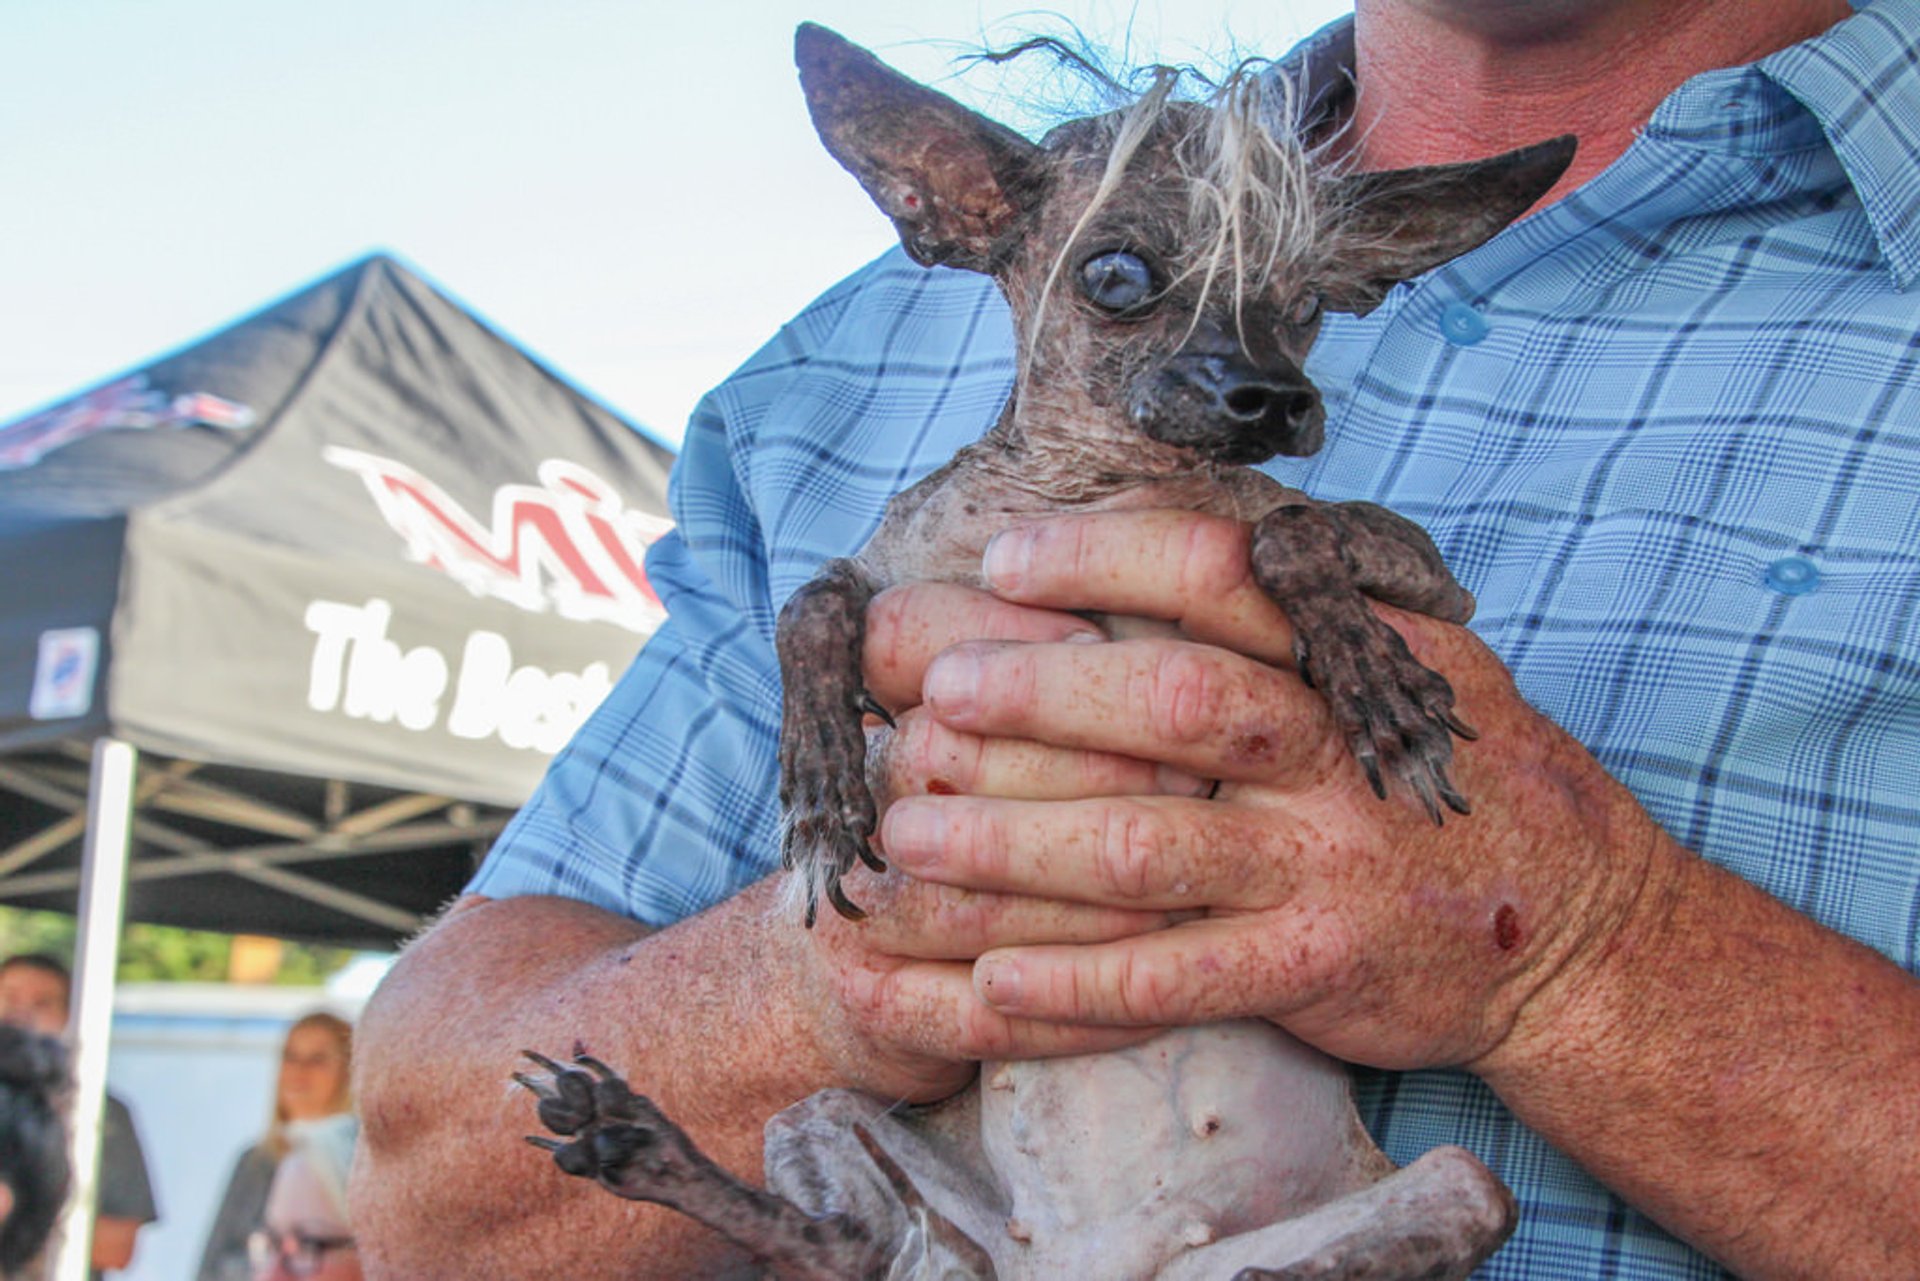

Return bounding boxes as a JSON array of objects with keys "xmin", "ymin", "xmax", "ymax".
[{"xmin": 1229, "ymin": 732, "xmax": 1277, "ymax": 765}]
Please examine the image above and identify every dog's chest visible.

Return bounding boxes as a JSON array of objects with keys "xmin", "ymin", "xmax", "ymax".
[{"xmin": 854, "ymin": 452, "xmax": 1296, "ymax": 590}]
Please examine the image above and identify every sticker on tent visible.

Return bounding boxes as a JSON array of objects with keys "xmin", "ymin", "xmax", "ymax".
[
  {"xmin": 30, "ymin": 627, "xmax": 99, "ymax": 720},
  {"xmin": 0, "ymin": 375, "xmax": 255, "ymax": 469}
]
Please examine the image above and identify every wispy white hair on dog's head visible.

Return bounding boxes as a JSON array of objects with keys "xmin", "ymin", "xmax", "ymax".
[
  {"xmin": 1120, "ymin": 57, "xmax": 1327, "ymax": 314},
  {"xmin": 980, "ymin": 37, "xmax": 1343, "ymax": 350}
]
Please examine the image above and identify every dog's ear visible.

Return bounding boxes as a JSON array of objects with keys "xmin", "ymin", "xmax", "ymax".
[
  {"xmin": 1318, "ymin": 136, "xmax": 1576, "ymax": 315},
  {"xmin": 796, "ymin": 23, "xmax": 1044, "ymax": 274}
]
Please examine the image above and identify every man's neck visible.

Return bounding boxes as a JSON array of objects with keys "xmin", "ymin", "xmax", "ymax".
[{"xmin": 1348, "ymin": 0, "xmax": 1855, "ymax": 203}]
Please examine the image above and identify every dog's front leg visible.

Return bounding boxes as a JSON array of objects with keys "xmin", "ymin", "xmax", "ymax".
[{"xmin": 776, "ymin": 556, "xmax": 891, "ymax": 925}]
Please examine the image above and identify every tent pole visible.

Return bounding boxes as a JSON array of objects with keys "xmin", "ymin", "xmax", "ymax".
[{"xmin": 46, "ymin": 738, "xmax": 137, "ymax": 1281}]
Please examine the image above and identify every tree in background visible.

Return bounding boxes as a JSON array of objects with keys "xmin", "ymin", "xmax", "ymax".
[{"xmin": 0, "ymin": 909, "xmax": 358, "ymax": 985}]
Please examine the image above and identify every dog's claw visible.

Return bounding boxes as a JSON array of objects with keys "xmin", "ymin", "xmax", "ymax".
[
  {"xmin": 858, "ymin": 691, "xmax": 897, "ymax": 728},
  {"xmin": 573, "ymin": 1053, "xmax": 617, "ymax": 1079},
  {"xmin": 521, "ymin": 1050, "xmax": 566, "ymax": 1076},
  {"xmin": 1358, "ymin": 749, "xmax": 1387, "ymax": 801},
  {"xmin": 828, "ymin": 880, "xmax": 868, "ymax": 921}
]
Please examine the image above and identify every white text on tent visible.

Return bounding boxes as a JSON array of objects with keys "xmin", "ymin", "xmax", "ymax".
[{"xmin": 303, "ymin": 598, "xmax": 613, "ymax": 754}]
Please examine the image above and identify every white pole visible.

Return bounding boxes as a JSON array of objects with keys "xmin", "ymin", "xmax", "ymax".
[{"xmin": 46, "ymin": 738, "xmax": 137, "ymax": 1281}]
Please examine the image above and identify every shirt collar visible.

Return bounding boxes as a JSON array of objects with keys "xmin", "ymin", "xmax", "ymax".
[
  {"xmin": 1281, "ymin": 2, "xmax": 1920, "ymax": 289},
  {"xmin": 1278, "ymin": 13, "xmax": 1356, "ymax": 136},
  {"xmin": 1751, "ymin": 0, "xmax": 1920, "ymax": 289}
]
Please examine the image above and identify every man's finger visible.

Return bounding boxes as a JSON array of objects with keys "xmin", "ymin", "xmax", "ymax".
[
  {"xmin": 920, "ymin": 637, "xmax": 1345, "ymax": 785},
  {"xmin": 981, "ymin": 510, "xmax": 1298, "ymax": 664},
  {"xmin": 880, "ymin": 794, "xmax": 1292, "ymax": 910},
  {"xmin": 862, "ymin": 580, "xmax": 1103, "ymax": 709},
  {"xmin": 840, "ymin": 953, "xmax": 1164, "ymax": 1061},
  {"xmin": 866, "ymin": 711, "xmax": 1212, "ymax": 809},
  {"xmin": 827, "ymin": 863, "xmax": 1183, "ymax": 962},
  {"xmin": 969, "ymin": 916, "xmax": 1326, "ymax": 1028}
]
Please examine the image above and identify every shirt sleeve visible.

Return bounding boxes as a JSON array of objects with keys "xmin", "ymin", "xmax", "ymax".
[
  {"xmin": 95, "ymin": 1094, "xmax": 158, "ymax": 1224},
  {"xmin": 466, "ymin": 263, "xmax": 879, "ymax": 925},
  {"xmin": 469, "ymin": 249, "xmax": 1014, "ymax": 926}
]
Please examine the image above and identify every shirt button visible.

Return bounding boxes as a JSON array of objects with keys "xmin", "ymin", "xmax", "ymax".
[
  {"xmin": 1765, "ymin": 556, "xmax": 1821, "ymax": 595},
  {"xmin": 1439, "ymin": 302, "xmax": 1490, "ymax": 345}
]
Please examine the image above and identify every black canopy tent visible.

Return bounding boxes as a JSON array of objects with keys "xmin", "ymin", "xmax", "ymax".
[
  {"xmin": 1, "ymin": 252, "xmax": 677, "ymax": 1281},
  {"xmin": 0, "ymin": 253, "xmax": 676, "ymax": 947}
]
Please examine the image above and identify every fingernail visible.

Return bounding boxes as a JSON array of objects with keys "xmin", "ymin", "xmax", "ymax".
[
  {"xmin": 976, "ymin": 956, "xmax": 1023, "ymax": 1008},
  {"xmin": 982, "ymin": 529, "xmax": 1035, "ymax": 593},
  {"xmin": 923, "ymin": 648, "xmax": 981, "ymax": 717},
  {"xmin": 881, "ymin": 800, "xmax": 942, "ymax": 867}
]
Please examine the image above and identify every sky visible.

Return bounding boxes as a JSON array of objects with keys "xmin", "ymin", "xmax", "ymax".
[{"xmin": 0, "ymin": 1, "xmax": 1353, "ymax": 448}]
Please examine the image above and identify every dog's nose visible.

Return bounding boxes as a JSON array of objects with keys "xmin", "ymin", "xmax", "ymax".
[
  {"xmin": 1224, "ymin": 381, "xmax": 1320, "ymax": 431},
  {"xmin": 1222, "ymin": 379, "xmax": 1323, "ymax": 455},
  {"xmin": 1135, "ymin": 351, "xmax": 1324, "ymax": 459}
]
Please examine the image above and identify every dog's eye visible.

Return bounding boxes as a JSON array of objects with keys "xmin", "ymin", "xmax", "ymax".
[
  {"xmin": 1079, "ymin": 250, "xmax": 1154, "ymax": 312},
  {"xmin": 1289, "ymin": 293, "xmax": 1323, "ymax": 327}
]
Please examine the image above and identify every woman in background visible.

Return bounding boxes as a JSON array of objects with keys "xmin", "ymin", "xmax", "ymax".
[{"xmin": 196, "ymin": 1012, "xmax": 352, "ymax": 1281}]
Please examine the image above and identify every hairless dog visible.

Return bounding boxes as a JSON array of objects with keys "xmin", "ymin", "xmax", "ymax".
[{"xmin": 523, "ymin": 25, "xmax": 1573, "ymax": 1279}]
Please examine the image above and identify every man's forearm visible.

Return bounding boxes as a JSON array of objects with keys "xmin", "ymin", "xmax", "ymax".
[
  {"xmin": 351, "ymin": 881, "xmax": 836, "ymax": 1278},
  {"xmin": 1479, "ymin": 838, "xmax": 1920, "ymax": 1279}
]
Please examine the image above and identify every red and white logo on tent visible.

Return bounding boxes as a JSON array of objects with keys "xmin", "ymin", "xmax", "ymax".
[{"xmin": 322, "ymin": 446, "xmax": 672, "ymax": 636}]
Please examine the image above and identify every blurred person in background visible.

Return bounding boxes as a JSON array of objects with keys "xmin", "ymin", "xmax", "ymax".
[
  {"xmin": 247, "ymin": 1114, "xmax": 360, "ymax": 1281},
  {"xmin": 0, "ymin": 1023, "xmax": 71, "ymax": 1279},
  {"xmin": 0, "ymin": 954, "xmax": 156, "ymax": 1278},
  {"xmin": 197, "ymin": 1012, "xmax": 354, "ymax": 1281}
]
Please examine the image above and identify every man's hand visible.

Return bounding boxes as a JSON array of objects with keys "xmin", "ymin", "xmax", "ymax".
[
  {"xmin": 865, "ymin": 509, "xmax": 1667, "ymax": 1074},
  {"xmin": 861, "ymin": 508, "xmax": 1920, "ymax": 1280}
]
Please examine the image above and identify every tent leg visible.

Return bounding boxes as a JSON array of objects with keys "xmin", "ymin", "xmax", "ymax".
[{"xmin": 46, "ymin": 738, "xmax": 137, "ymax": 1281}]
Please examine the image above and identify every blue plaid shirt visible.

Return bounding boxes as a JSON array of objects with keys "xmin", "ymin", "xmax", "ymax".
[{"xmin": 474, "ymin": 2, "xmax": 1920, "ymax": 1275}]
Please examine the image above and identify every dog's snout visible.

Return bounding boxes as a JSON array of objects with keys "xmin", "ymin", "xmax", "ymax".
[{"xmin": 1133, "ymin": 350, "xmax": 1325, "ymax": 462}]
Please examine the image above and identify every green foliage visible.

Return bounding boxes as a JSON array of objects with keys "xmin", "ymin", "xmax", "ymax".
[
  {"xmin": 264, "ymin": 939, "xmax": 358, "ymax": 986},
  {"xmin": 0, "ymin": 907, "xmax": 357, "ymax": 985}
]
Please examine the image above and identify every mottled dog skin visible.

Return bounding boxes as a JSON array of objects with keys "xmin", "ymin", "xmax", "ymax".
[{"xmin": 524, "ymin": 23, "xmax": 1572, "ymax": 1280}]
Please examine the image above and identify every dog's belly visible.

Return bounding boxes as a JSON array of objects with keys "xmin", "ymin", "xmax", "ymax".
[
  {"xmin": 766, "ymin": 1020, "xmax": 1408, "ymax": 1280},
  {"xmin": 978, "ymin": 1021, "xmax": 1381, "ymax": 1276}
]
